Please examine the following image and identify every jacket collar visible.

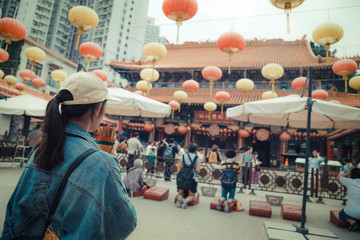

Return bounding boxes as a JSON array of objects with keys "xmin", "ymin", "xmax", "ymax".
[{"xmin": 64, "ymin": 123, "xmax": 98, "ymax": 148}]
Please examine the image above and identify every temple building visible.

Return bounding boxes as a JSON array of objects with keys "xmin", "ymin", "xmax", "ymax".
[{"xmin": 109, "ymin": 36, "xmax": 360, "ymax": 166}]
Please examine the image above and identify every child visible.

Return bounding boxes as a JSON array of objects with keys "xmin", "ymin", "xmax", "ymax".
[
  {"xmin": 146, "ymin": 148, "xmax": 156, "ymax": 178},
  {"xmin": 217, "ymin": 150, "xmax": 240, "ymax": 213}
]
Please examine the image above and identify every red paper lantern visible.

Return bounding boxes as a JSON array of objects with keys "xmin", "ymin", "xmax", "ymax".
[
  {"xmin": 32, "ymin": 77, "xmax": 46, "ymax": 90},
  {"xmin": 215, "ymin": 91, "xmax": 230, "ymax": 114},
  {"xmin": 202, "ymin": 65, "xmax": 222, "ymax": 96},
  {"xmin": 0, "ymin": 49, "xmax": 9, "ymax": 62},
  {"xmin": 332, "ymin": 59, "xmax": 358, "ymax": 93},
  {"xmin": 291, "ymin": 77, "xmax": 308, "ymax": 93},
  {"xmin": 312, "ymin": 89, "xmax": 328, "ymax": 100},
  {"xmin": 92, "ymin": 69, "xmax": 107, "ymax": 81},
  {"xmin": 169, "ymin": 100, "xmax": 180, "ymax": 119},
  {"xmin": 143, "ymin": 124, "xmax": 153, "ymax": 132},
  {"xmin": 19, "ymin": 69, "xmax": 36, "ymax": 84},
  {"xmin": 15, "ymin": 83, "xmax": 26, "ymax": 91},
  {"xmin": 217, "ymin": 32, "xmax": 246, "ymax": 74},
  {"xmin": 178, "ymin": 126, "xmax": 188, "ymax": 134},
  {"xmin": 239, "ymin": 130, "xmax": 250, "ymax": 138},
  {"xmin": 280, "ymin": 132, "xmax": 291, "ymax": 142},
  {"xmin": 0, "ymin": 18, "xmax": 26, "ymax": 51},
  {"xmin": 79, "ymin": 42, "xmax": 102, "ymax": 71},
  {"xmin": 162, "ymin": 0, "xmax": 198, "ymax": 43},
  {"xmin": 183, "ymin": 79, "xmax": 199, "ymax": 105}
]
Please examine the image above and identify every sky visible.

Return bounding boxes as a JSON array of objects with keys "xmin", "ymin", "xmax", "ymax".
[{"xmin": 147, "ymin": 0, "xmax": 360, "ymax": 58}]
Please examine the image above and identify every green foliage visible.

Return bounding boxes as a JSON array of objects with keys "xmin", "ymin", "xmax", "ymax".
[
  {"xmin": 310, "ymin": 41, "xmax": 337, "ymax": 57},
  {"xmin": 0, "ymin": 39, "xmax": 24, "ymax": 76}
]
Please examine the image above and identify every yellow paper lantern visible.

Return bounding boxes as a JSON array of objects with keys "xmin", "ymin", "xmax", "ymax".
[
  {"xmin": 204, "ymin": 101, "xmax": 217, "ymax": 120},
  {"xmin": 68, "ymin": 6, "xmax": 99, "ymax": 50},
  {"xmin": 262, "ymin": 63, "xmax": 284, "ymax": 94},
  {"xmin": 236, "ymin": 78, "xmax": 255, "ymax": 93},
  {"xmin": 269, "ymin": 0, "xmax": 304, "ymax": 33},
  {"xmin": 44, "ymin": 85, "xmax": 50, "ymax": 100},
  {"xmin": 4, "ymin": 75, "xmax": 17, "ymax": 85},
  {"xmin": 51, "ymin": 70, "xmax": 68, "ymax": 90},
  {"xmin": 0, "ymin": 70, "xmax": 4, "ymax": 78},
  {"xmin": 262, "ymin": 90, "xmax": 278, "ymax": 100},
  {"xmin": 140, "ymin": 68, "xmax": 159, "ymax": 90},
  {"xmin": 25, "ymin": 47, "xmax": 46, "ymax": 73},
  {"xmin": 349, "ymin": 76, "xmax": 360, "ymax": 100},
  {"xmin": 136, "ymin": 80, "xmax": 149, "ymax": 95},
  {"xmin": 142, "ymin": 42, "xmax": 167, "ymax": 69},
  {"xmin": 173, "ymin": 90, "xmax": 188, "ymax": 112},
  {"xmin": 312, "ymin": 23, "xmax": 343, "ymax": 65}
]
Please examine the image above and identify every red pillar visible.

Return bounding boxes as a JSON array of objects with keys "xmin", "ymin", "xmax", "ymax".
[
  {"xmin": 327, "ymin": 140, "xmax": 333, "ymax": 160},
  {"xmin": 117, "ymin": 119, "xmax": 123, "ymax": 139}
]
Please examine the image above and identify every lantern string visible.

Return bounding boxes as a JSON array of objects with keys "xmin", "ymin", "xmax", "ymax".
[
  {"xmin": 228, "ymin": 52, "xmax": 233, "ymax": 75},
  {"xmin": 5, "ymin": 44, "xmax": 9, "ymax": 52},
  {"xmin": 176, "ymin": 21, "xmax": 182, "ymax": 44},
  {"xmin": 75, "ymin": 27, "xmax": 84, "ymax": 50}
]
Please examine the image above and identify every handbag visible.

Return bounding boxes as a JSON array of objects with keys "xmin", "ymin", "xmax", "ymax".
[{"xmin": 43, "ymin": 148, "xmax": 98, "ymax": 240}]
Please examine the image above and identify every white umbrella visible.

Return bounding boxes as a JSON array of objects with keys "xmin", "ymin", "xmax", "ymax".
[
  {"xmin": 106, "ymin": 87, "xmax": 171, "ymax": 118},
  {"xmin": 226, "ymin": 94, "xmax": 360, "ymax": 129},
  {"xmin": 0, "ymin": 95, "xmax": 48, "ymax": 116}
]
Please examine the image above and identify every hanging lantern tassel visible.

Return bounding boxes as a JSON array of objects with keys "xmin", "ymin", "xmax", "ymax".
[
  {"xmin": 221, "ymin": 103, "xmax": 224, "ymax": 115},
  {"xmin": 75, "ymin": 26, "xmax": 84, "ymax": 50},
  {"xmin": 178, "ymin": 100, "xmax": 181, "ymax": 112},
  {"xmin": 86, "ymin": 58, "xmax": 91, "ymax": 71},
  {"xmin": 271, "ymin": 79, "xmax": 275, "ymax": 94},
  {"xmin": 147, "ymin": 81, "xmax": 151, "ymax": 95},
  {"xmin": 188, "ymin": 92, "xmax": 192, "ymax": 106},
  {"xmin": 287, "ymin": 12, "xmax": 290, "ymax": 34},
  {"xmin": 4, "ymin": 38, "xmax": 12, "ymax": 51},
  {"xmin": 343, "ymin": 75, "xmax": 348, "ymax": 93},
  {"xmin": 30, "ymin": 60, "xmax": 36, "ymax": 72},
  {"xmin": 210, "ymin": 80, "xmax": 213, "ymax": 97},
  {"xmin": 228, "ymin": 52, "xmax": 233, "ymax": 75},
  {"xmin": 208, "ymin": 111, "xmax": 211, "ymax": 120},
  {"xmin": 325, "ymin": 44, "xmax": 330, "ymax": 66},
  {"xmin": 176, "ymin": 20, "xmax": 182, "ymax": 44},
  {"xmin": 172, "ymin": 109, "xmax": 175, "ymax": 119}
]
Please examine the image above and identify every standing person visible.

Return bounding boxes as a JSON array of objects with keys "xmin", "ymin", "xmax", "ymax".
[
  {"xmin": 127, "ymin": 132, "xmax": 142, "ymax": 172},
  {"xmin": 146, "ymin": 141, "xmax": 157, "ymax": 155},
  {"xmin": 27, "ymin": 123, "xmax": 42, "ymax": 154},
  {"xmin": 163, "ymin": 138, "xmax": 179, "ymax": 181},
  {"xmin": 217, "ymin": 150, "xmax": 240, "ymax": 213},
  {"xmin": 240, "ymin": 146, "xmax": 254, "ymax": 186},
  {"xmin": 145, "ymin": 148, "xmax": 156, "ymax": 178},
  {"xmin": 208, "ymin": 145, "xmax": 222, "ymax": 164},
  {"xmin": 337, "ymin": 168, "xmax": 360, "ymax": 231},
  {"xmin": 1, "ymin": 72, "xmax": 136, "ymax": 239},
  {"xmin": 176, "ymin": 143, "xmax": 200, "ymax": 209},
  {"xmin": 117, "ymin": 138, "xmax": 128, "ymax": 153},
  {"xmin": 340, "ymin": 158, "xmax": 353, "ymax": 175},
  {"xmin": 156, "ymin": 139, "xmax": 168, "ymax": 178},
  {"xmin": 197, "ymin": 149, "xmax": 205, "ymax": 163},
  {"xmin": 251, "ymin": 152, "xmax": 262, "ymax": 186},
  {"xmin": 309, "ymin": 149, "xmax": 324, "ymax": 197}
]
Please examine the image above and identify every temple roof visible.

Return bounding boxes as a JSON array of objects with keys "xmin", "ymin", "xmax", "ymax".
[{"xmin": 110, "ymin": 36, "xmax": 360, "ymax": 71}]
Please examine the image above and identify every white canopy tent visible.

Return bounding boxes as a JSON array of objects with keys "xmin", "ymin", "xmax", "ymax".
[
  {"xmin": 0, "ymin": 95, "xmax": 48, "ymax": 116},
  {"xmin": 106, "ymin": 87, "xmax": 171, "ymax": 118},
  {"xmin": 226, "ymin": 94, "xmax": 360, "ymax": 129}
]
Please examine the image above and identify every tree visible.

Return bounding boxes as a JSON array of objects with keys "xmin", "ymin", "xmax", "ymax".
[
  {"xmin": 0, "ymin": 39, "xmax": 24, "ymax": 76},
  {"xmin": 310, "ymin": 41, "xmax": 337, "ymax": 57}
]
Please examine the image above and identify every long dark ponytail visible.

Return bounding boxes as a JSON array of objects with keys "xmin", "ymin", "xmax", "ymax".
[{"xmin": 34, "ymin": 90, "xmax": 106, "ymax": 171}]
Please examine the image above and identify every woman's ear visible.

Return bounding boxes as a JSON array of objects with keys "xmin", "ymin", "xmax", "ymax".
[{"xmin": 94, "ymin": 104, "xmax": 102, "ymax": 117}]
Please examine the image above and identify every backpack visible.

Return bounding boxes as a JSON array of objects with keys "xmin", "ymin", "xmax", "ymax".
[
  {"xmin": 221, "ymin": 161, "xmax": 237, "ymax": 190},
  {"xmin": 208, "ymin": 151, "xmax": 217, "ymax": 164},
  {"xmin": 176, "ymin": 154, "xmax": 198, "ymax": 191},
  {"xmin": 163, "ymin": 145, "xmax": 174, "ymax": 159}
]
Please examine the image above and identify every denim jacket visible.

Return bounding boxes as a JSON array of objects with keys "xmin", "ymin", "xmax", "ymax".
[{"xmin": 1, "ymin": 123, "xmax": 137, "ymax": 240}]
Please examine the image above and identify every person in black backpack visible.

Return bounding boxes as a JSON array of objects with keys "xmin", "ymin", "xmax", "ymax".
[
  {"xmin": 217, "ymin": 150, "xmax": 240, "ymax": 213},
  {"xmin": 176, "ymin": 143, "xmax": 200, "ymax": 209},
  {"xmin": 163, "ymin": 138, "xmax": 178, "ymax": 181}
]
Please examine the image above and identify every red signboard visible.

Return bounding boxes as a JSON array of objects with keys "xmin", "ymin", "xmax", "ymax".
[{"xmin": 195, "ymin": 111, "xmax": 234, "ymax": 123}]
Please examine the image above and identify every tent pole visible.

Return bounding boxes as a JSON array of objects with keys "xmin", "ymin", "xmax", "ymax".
[{"xmin": 297, "ymin": 67, "xmax": 313, "ymax": 234}]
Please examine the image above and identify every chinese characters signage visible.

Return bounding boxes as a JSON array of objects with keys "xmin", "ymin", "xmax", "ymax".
[{"xmin": 195, "ymin": 111, "xmax": 234, "ymax": 123}]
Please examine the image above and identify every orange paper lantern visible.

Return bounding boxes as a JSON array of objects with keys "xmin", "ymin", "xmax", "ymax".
[
  {"xmin": 79, "ymin": 42, "xmax": 103, "ymax": 71},
  {"xmin": 0, "ymin": 49, "xmax": 9, "ymax": 62},
  {"xmin": 332, "ymin": 59, "xmax": 358, "ymax": 93},
  {"xmin": 143, "ymin": 124, "xmax": 153, "ymax": 132},
  {"xmin": 239, "ymin": 130, "xmax": 250, "ymax": 138},
  {"xmin": 280, "ymin": 132, "xmax": 291, "ymax": 142},
  {"xmin": 312, "ymin": 89, "xmax": 328, "ymax": 100},
  {"xmin": 162, "ymin": 0, "xmax": 198, "ymax": 43},
  {"xmin": 19, "ymin": 69, "xmax": 36, "ymax": 84},
  {"xmin": 92, "ymin": 69, "xmax": 108, "ymax": 81},
  {"xmin": 217, "ymin": 32, "xmax": 246, "ymax": 74},
  {"xmin": 15, "ymin": 83, "xmax": 26, "ymax": 92},
  {"xmin": 169, "ymin": 100, "xmax": 180, "ymax": 119},
  {"xmin": 183, "ymin": 79, "xmax": 199, "ymax": 105},
  {"xmin": 32, "ymin": 77, "xmax": 46, "ymax": 90},
  {"xmin": 291, "ymin": 77, "xmax": 308, "ymax": 94},
  {"xmin": 215, "ymin": 91, "xmax": 230, "ymax": 114},
  {"xmin": 0, "ymin": 18, "xmax": 26, "ymax": 51},
  {"xmin": 202, "ymin": 66, "xmax": 222, "ymax": 96},
  {"xmin": 178, "ymin": 126, "xmax": 188, "ymax": 134}
]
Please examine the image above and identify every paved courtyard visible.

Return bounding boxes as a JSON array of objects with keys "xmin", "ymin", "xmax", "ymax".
[{"xmin": 0, "ymin": 162, "xmax": 358, "ymax": 240}]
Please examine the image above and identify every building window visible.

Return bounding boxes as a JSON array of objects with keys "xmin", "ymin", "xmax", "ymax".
[
  {"xmin": 26, "ymin": 60, "xmax": 42, "ymax": 79},
  {"xmin": 124, "ymin": 51, "xmax": 127, "ymax": 55}
]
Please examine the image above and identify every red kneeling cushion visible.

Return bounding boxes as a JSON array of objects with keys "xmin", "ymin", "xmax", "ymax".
[
  {"xmin": 174, "ymin": 192, "xmax": 200, "ymax": 206},
  {"xmin": 249, "ymin": 200, "xmax": 272, "ymax": 218},
  {"xmin": 133, "ymin": 185, "xmax": 148, "ymax": 197},
  {"xmin": 144, "ymin": 186, "xmax": 169, "ymax": 201},
  {"xmin": 281, "ymin": 204, "xmax": 305, "ymax": 222},
  {"xmin": 210, "ymin": 196, "xmax": 236, "ymax": 212},
  {"xmin": 330, "ymin": 210, "xmax": 350, "ymax": 228}
]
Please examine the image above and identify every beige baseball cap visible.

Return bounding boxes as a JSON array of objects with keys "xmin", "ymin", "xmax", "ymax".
[{"xmin": 59, "ymin": 72, "xmax": 111, "ymax": 105}]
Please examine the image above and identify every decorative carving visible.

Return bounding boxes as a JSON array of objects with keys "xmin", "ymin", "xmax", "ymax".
[
  {"xmin": 208, "ymin": 124, "xmax": 220, "ymax": 136},
  {"xmin": 164, "ymin": 124, "xmax": 175, "ymax": 135}
]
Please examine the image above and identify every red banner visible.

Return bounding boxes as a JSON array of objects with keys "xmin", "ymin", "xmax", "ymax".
[{"xmin": 195, "ymin": 111, "xmax": 234, "ymax": 123}]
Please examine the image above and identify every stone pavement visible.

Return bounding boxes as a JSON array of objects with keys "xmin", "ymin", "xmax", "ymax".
[{"xmin": 1, "ymin": 162, "xmax": 359, "ymax": 240}]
